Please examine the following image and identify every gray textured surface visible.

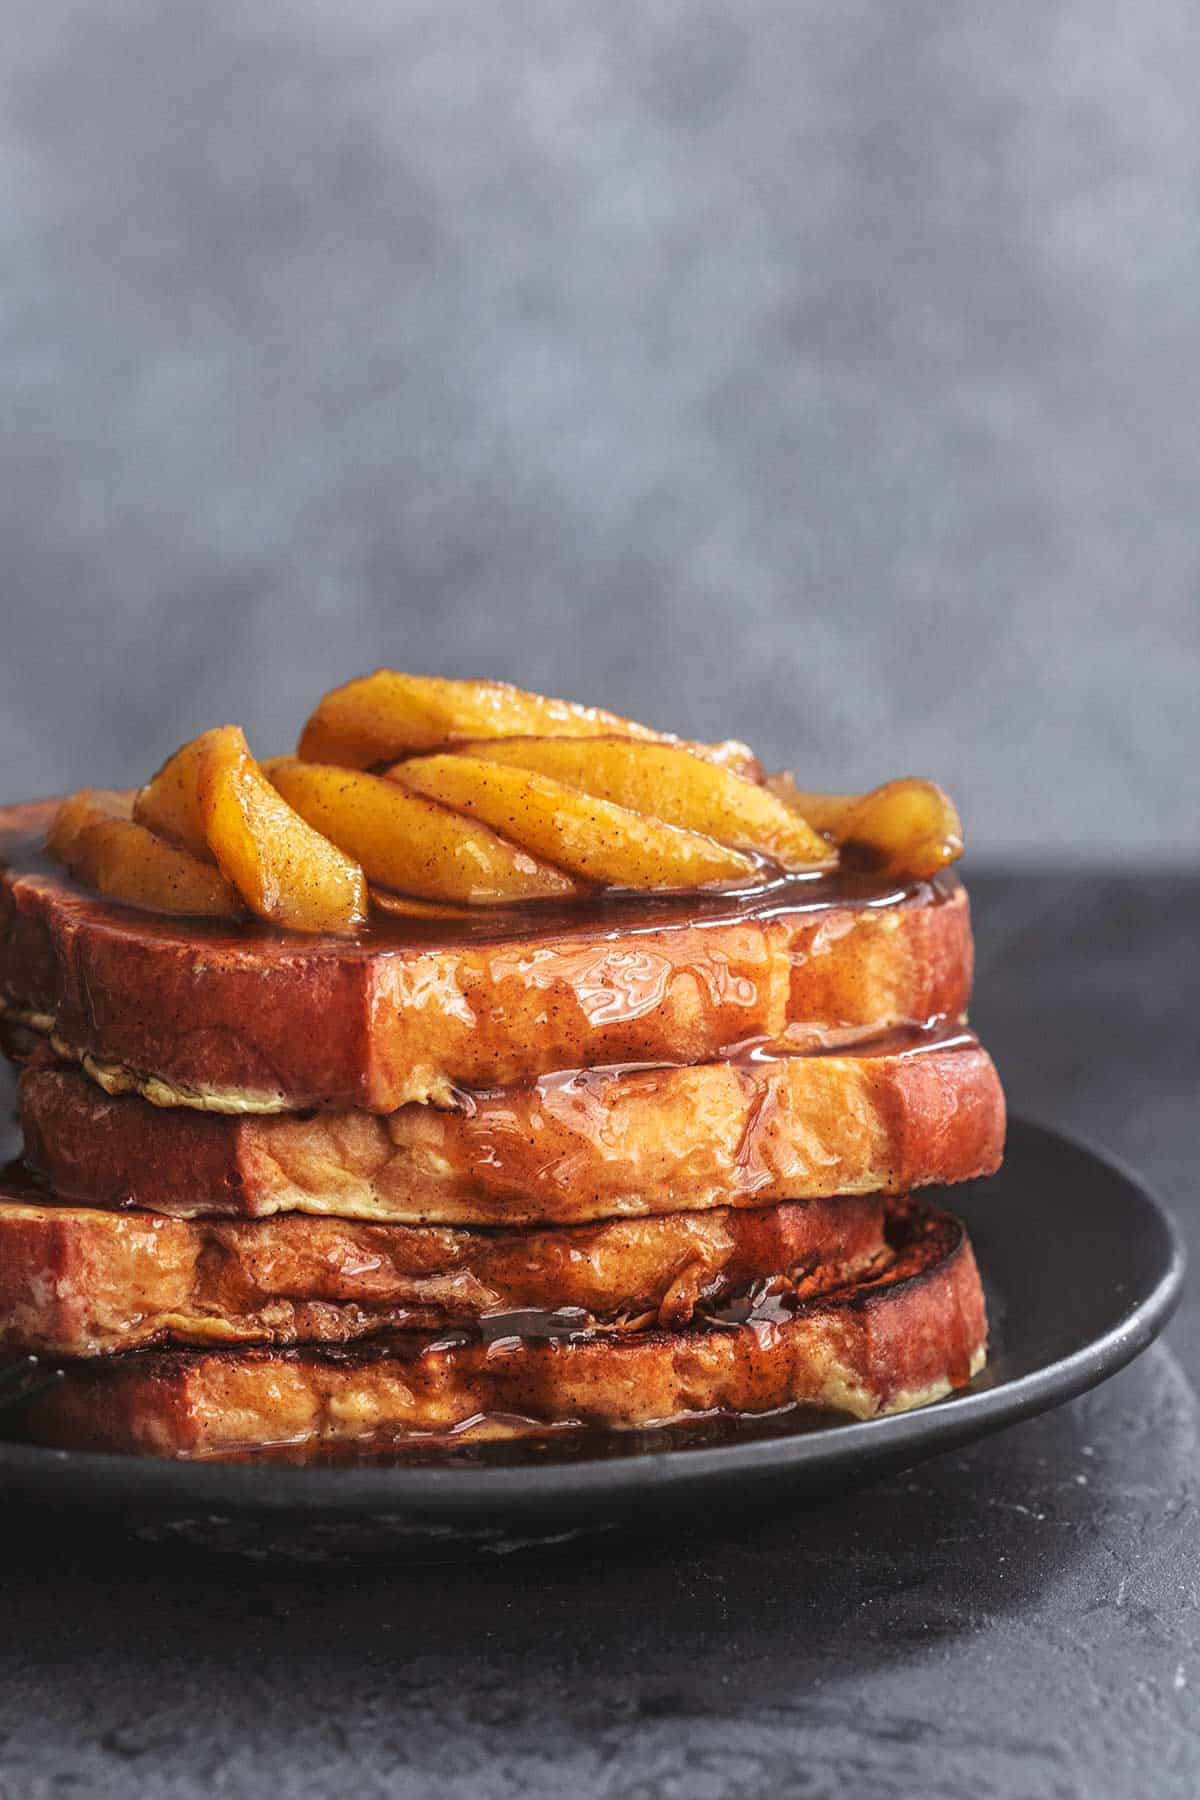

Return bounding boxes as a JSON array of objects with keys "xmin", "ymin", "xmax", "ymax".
[
  {"xmin": 1, "ymin": 1, "xmax": 1197, "ymax": 855},
  {"xmin": 1, "ymin": 870, "xmax": 1198, "ymax": 1798},
  {"xmin": 0, "ymin": 1353, "xmax": 1198, "ymax": 1799}
]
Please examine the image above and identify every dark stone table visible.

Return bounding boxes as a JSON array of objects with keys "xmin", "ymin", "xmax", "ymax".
[{"xmin": 1, "ymin": 871, "xmax": 1197, "ymax": 1799}]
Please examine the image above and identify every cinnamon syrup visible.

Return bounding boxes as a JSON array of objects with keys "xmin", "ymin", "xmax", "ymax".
[{"xmin": 0, "ymin": 809, "xmax": 959, "ymax": 957}]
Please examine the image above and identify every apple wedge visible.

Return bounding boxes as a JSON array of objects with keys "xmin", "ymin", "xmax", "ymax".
[
  {"xmin": 47, "ymin": 788, "xmax": 131, "ymax": 863},
  {"xmin": 770, "ymin": 774, "xmax": 963, "ymax": 880},
  {"xmin": 264, "ymin": 756, "xmax": 582, "ymax": 904},
  {"xmin": 390, "ymin": 755, "xmax": 758, "ymax": 892},
  {"xmin": 47, "ymin": 790, "xmax": 242, "ymax": 919},
  {"xmin": 134, "ymin": 733, "xmax": 216, "ymax": 857},
  {"xmin": 298, "ymin": 671, "xmax": 664, "ymax": 768},
  {"xmin": 297, "ymin": 669, "xmax": 759, "ymax": 777},
  {"xmin": 448, "ymin": 737, "xmax": 832, "ymax": 871},
  {"xmin": 837, "ymin": 778, "xmax": 963, "ymax": 878},
  {"xmin": 196, "ymin": 728, "xmax": 367, "ymax": 934}
]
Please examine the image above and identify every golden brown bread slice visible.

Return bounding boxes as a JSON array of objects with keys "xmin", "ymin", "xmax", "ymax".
[
  {"xmin": 0, "ymin": 1184, "xmax": 887, "ymax": 1356},
  {"xmin": 0, "ymin": 800, "xmax": 972, "ymax": 1111},
  {"xmin": 20, "ymin": 1031, "xmax": 1004, "ymax": 1226},
  {"xmin": 19, "ymin": 1201, "xmax": 986, "ymax": 1456}
]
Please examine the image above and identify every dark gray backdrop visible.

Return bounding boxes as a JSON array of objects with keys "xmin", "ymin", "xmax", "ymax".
[{"xmin": 1, "ymin": 0, "xmax": 1196, "ymax": 858}]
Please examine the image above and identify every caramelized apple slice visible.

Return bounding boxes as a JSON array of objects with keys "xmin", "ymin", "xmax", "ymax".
[
  {"xmin": 838, "ymin": 779, "xmax": 963, "ymax": 878},
  {"xmin": 47, "ymin": 788, "xmax": 129, "ymax": 863},
  {"xmin": 47, "ymin": 791, "xmax": 241, "ymax": 918},
  {"xmin": 771, "ymin": 774, "xmax": 963, "ymax": 880},
  {"xmin": 450, "ymin": 737, "xmax": 832, "ymax": 871},
  {"xmin": 264, "ymin": 757, "xmax": 582, "ymax": 904},
  {"xmin": 298, "ymin": 671, "xmax": 668, "ymax": 767},
  {"xmin": 298, "ymin": 670, "xmax": 748, "ymax": 772},
  {"xmin": 197, "ymin": 728, "xmax": 367, "ymax": 933},
  {"xmin": 133, "ymin": 734, "xmax": 215, "ymax": 857},
  {"xmin": 390, "ymin": 755, "xmax": 757, "ymax": 891}
]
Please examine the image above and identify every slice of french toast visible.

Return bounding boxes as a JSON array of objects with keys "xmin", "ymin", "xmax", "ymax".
[
  {"xmin": 0, "ymin": 1186, "xmax": 887, "ymax": 1356},
  {"xmin": 20, "ymin": 1031, "xmax": 1004, "ymax": 1226},
  {"xmin": 19, "ymin": 1201, "xmax": 985, "ymax": 1456},
  {"xmin": 1, "ymin": 800, "xmax": 972, "ymax": 1112}
]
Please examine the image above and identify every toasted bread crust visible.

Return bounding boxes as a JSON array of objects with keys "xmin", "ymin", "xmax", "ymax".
[
  {"xmin": 22, "ymin": 1202, "xmax": 986, "ymax": 1455},
  {"xmin": 20, "ymin": 1034, "xmax": 1004, "ymax": 1226},
  {"xmin": 0, "ymin": 1187, "xmax": 888, "ymax": 1356},
  {"xmin": 0, "ymin": 800, "xmax": 972, "ymax": 1111}
]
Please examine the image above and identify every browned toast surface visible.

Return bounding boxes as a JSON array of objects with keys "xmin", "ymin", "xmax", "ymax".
[
  {"xmin": 1, "ymin": 800, "xmax": 972, "ymax": 1111},
  {"xmin": 21, "ymin": 1202, "xmax": 986, "ymax": 1455},
  {"xmin": 20, "ymin": 1031, "xmax": 1004, "ymax": 1225},
  {"xmin": 0, "ymin": 1184, "xmax": 887, "ymax": 1356}
]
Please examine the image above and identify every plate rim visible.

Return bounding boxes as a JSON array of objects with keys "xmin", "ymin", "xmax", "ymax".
[{"xmin": 0, "ymin": 1115, "xmax": 1185, "ymax": 1518}]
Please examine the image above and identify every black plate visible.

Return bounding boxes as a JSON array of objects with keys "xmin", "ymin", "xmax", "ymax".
[{"xmin": 0, "ymin": 1117, "xmax": 1183, "ymax": 1561}]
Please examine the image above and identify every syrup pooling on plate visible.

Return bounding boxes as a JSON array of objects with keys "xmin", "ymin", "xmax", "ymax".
[{"xmin": 199, "ymin": 1403, "xmax": 853, "ymax": 1467}]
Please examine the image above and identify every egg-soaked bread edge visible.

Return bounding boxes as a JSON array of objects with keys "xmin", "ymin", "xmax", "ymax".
[
  {"xmin": 0, "ymin": 799, "xmax": 972, "ymax": 1112},
  {"xmin": 0, "ymin": 1187, "xmax": 890, "ymax": 1357},
  {"xmin": 20, "ymin": 1201, "xmax": 986, "ymax": 1456},
  {"xmin": 19, "ymin": 1033, "xmax": 1004, "ymax": 1227}
]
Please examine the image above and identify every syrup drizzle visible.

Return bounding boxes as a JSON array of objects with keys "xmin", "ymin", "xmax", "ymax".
[{"xmin": 0, "ymin": 810, "xmax": 958, "ymax": 956}]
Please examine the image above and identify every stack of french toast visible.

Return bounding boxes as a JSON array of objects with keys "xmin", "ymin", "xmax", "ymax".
[{"xmin": 0, "ymin": 673, "xmax": 1004, "ymax": 1459}]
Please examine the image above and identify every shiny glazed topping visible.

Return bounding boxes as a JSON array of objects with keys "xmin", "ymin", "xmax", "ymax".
[{"xmin": 37, "ymin": 670, "xmax": 965, "ymax": 934}]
